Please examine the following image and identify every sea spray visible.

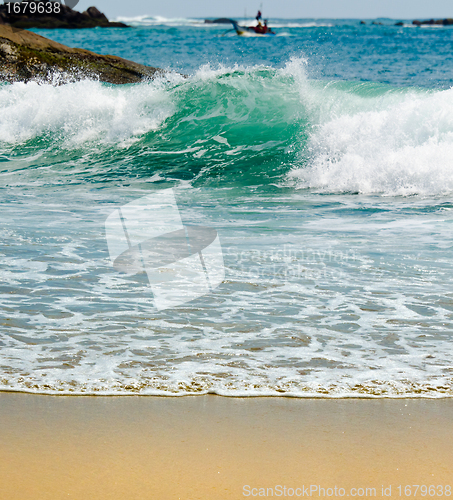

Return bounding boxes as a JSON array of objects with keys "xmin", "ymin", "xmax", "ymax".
[{"xmin": 289, "ymin": 83, "xmax": 453, "ymax": 196}]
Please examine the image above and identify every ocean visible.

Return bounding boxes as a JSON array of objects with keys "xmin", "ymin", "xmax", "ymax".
[{"xmin": 1, "ymin": 17, "xmax": 453, "ymax": 397}]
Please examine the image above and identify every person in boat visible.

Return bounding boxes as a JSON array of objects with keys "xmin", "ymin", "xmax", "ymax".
[
  {"xmin": 254, "ymin": 18, "xmax": 273, "ymax": 34},
  {"xmin": 254, "ymin": 10, "xmax": 264, "ymax": 33}
]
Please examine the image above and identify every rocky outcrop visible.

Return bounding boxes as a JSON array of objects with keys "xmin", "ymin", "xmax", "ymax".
[
  {"xmin": 0, "ymin": 1, "xmax": 127, "ymax": 29},
  {"xmin": 204, "ymin": 18, "xmax": 236, "ymax": 24},
  {"xmin": 0, "ymin": 25, "xmax": 162, "ymax": 84},
  {"xmin": 413, "ymin": 18, "xmax": 453, "ymax": 26}
]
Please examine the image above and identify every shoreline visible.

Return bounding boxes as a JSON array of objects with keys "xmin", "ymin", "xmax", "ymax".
[
  {"xmin": 1, "ymin": 389, "xmax": 453, "ymax": 398},
  {"xmin": 1, "ymin": 393, "xmax": 452, "ymax": 499}
]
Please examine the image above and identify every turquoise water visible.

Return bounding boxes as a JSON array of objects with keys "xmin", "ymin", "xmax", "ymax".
[{"xmin": 1, "ymin": 18, "xmax": 453, "ymax": 396}]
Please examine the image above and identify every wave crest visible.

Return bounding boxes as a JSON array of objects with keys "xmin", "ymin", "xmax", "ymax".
[{"xmin": 289, "ymin": 84, "xmax": 453, "ymax": 196}]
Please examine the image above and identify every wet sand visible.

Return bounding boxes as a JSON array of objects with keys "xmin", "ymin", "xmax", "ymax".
[{"xmin": 0, "ymin": 394, "xmax": 452, "ymax": 499}]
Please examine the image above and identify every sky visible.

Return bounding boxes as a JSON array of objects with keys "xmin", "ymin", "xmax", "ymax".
[{"xmin": 72, "ymin": 0, "xmax": 453, "ymax": 21}]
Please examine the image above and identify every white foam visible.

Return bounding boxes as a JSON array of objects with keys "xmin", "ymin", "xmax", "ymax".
[
  {"xmin": 0, "ymin": 79, "xmax": 174, "ymax": 146},
  {"xmin": 287, "ymin": 72, "xmax": 453, "ymax": 196},
  {"xmin": 113, "ymin": 15, "xmax": 204, "ymax": 27}
]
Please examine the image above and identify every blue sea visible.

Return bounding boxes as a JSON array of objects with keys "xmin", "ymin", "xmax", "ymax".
[{"xmin": 1, "ymin": 17, "xmax": 453, "ymax": 396}]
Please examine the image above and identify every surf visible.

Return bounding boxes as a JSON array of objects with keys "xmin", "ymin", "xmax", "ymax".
[{"xmin": 1, "ymin": 59, "xmax": 453, "ymax": 195}]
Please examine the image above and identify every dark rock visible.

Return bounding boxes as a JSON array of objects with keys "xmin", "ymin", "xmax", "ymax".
[
  {"xmin": 412, "ymin": 18, "xmax": 453, "ymax": 26},
  {"xmin": 84, "ymin": 6, "xmax": 108, "ymax": 21},
  {"xmin": 204, "ymin": 18, "xmax": 236, "ymax": 24},
  {"xmin": 371, "ymin": 21, "xmax": 383, "ymax": 25},
  {"xmin": 0, "ymin": 25, "xmax": 163, "ymax": 84},
  {"xmin": 395, "ymin": 22, "xmax": 404, "ymax": 26},
  {"xmin": 360, "ymin": 21, "xmax": 366, "ymax": 25},
  {"xmin": 0, "ymin": 1, "xmax": 128, "ymax": 29}
]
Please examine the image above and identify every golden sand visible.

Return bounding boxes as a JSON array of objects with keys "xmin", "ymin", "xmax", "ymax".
[{"xmin": 0, "ymin": 395, "xmax": 452, "ymax": 499}]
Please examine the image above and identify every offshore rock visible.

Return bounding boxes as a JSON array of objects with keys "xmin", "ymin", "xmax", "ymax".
[
  {"xmin": 413, "ymin": 18, "xmax": 453, "ymax": 26},
  {"xmin": 204, "ymin": 18, "xmax": 235, "ymax": 24},
  {"xmin": 0, "ymin": 24, "xmax": 162, "ymax": 84},
  {"xmin": 0, "ymin": 1, "xmax": 127, "ymax": 29}
]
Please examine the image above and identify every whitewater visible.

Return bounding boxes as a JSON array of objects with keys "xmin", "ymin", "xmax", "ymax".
[{"xmin": 1, "ymin": 19, "xmax": 453, "ymax": 396}]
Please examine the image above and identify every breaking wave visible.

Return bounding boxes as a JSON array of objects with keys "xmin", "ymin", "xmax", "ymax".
[{"xmin": 2, "ymin": 59, "xmax": 453, "ymax": 195}]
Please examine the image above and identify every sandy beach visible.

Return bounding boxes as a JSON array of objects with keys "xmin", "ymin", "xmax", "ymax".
[
  {"xmin": 1, "ymin": 394, "xmax": 452, "ymax": 499},
  {"xmin": 2, "ymin": 11, "xmax": 453, "ymax": 500}
]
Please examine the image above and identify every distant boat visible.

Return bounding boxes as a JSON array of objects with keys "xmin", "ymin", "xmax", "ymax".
[{"xmin": 230, "ymin": 19, "xmax": 275, "ymax": 36}]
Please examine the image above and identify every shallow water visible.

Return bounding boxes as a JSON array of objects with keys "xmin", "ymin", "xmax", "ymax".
[{"xmin": 1, "ymin": 18, "xmax": 453, "ymax": 396}]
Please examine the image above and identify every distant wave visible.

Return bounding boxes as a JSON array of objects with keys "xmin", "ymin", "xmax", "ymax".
[
  {"xmin": 113, "ymin": 15, "xmax": 207, "ymax": 27},
  {"xmin": 113, "ymin": 16, "xmax": 334, "ymax": 28}
]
